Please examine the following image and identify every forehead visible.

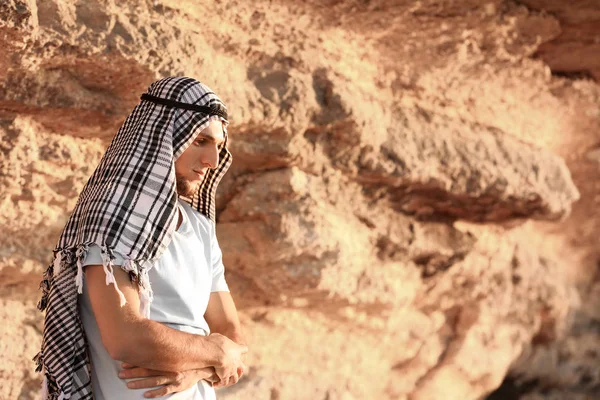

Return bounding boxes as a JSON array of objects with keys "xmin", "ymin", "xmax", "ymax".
[{"xmin": 195, "ymin": 119, "xmax": 225, "ymax": 141}]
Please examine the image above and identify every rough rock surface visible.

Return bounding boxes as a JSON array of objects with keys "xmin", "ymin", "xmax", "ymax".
[{"xmin": 0, "ymin": 1, "xmax": 598, "ymax": 399}]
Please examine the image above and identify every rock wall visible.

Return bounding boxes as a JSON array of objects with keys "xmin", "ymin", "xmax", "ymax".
[{"xmin": 1, "ymin": 1, "xmax": 599, "ymax": 399}]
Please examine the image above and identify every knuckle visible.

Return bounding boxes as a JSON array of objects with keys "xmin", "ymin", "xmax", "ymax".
[
  {"xmin": 160, "ymin": 376, "xmax": 171, "ymax": 386},
  {"xmin": 174, "ymin": 372, "xmax": 184, "ymax": 384}
]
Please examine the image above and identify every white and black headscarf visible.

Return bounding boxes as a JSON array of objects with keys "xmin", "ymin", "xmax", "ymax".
[{"xmin": 33, "ymin": 76, "xmax": 233, "ymax": 400}]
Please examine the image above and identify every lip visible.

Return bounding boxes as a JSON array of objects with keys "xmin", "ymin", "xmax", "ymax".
[{"xmin": 193, "ymin": 170, "xmax": 206, "ymax": 178}]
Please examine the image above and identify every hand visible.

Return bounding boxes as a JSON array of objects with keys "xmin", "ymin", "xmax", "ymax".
[
  {"xmin": 213, "ymin": 362, "xmax": 246, "ymax": 389},
  {"xmin": 118, "ymin": 362, "xmax": 218, "ymax": 398},
  {"xmin": 208, "ymin": 333, "xmax": 248, "ymax": 387}
]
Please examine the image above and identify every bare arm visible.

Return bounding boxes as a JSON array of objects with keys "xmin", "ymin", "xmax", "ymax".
[
  {"xmin": 204, "ymin": 291, "xmax": 247, "ymax": 388},
  {"xmin": 85, "ymin": 265, "xmax": 246, "ymax": 373},
  {"xmin": 204, "ymin": 291, "xmax": 246, "ymax": 345}
]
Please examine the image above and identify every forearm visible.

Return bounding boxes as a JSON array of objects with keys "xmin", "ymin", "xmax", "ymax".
[
  {"xmin": 113, "ymin": 318, "xmax": 217, "ymax": 372},
  {"xmin": 205, "ymin": 291, "xmax": 246, "ymax": 346},
  {"xmin": 214, "ymin": 325, "xmax": 246, "ymax": 346}
]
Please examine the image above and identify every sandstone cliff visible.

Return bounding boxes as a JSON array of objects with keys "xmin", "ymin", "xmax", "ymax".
[{"xmin": 1, "ymin": 1, "xmax": 599, "ymax": 399}]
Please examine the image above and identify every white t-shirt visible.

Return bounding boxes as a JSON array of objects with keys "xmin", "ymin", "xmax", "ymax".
[{"xmin": 78, "ymin": 199, "xmax": 229, "ymax": 400}]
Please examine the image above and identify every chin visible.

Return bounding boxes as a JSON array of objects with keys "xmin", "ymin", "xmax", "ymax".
[
  {"xmin": 189, "ymin": 179, "xmax": 202, "ymax": 189},
  {"xmin": 176, "ymin": 175, "xmax": 200, "ymax": 198}
]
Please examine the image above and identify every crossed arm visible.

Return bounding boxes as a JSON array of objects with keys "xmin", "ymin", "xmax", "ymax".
[
  {"xmin": 85, "ymin": 264, "xmax": 247, "ymax": 379},
  {"xmin": 204, "ymin": 290, "xmax": 246, "ymax": 346}
]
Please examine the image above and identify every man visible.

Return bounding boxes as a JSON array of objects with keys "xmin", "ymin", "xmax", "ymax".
[{"xmin": 34, "ymin": 76, "xmax": 247, "ymax": 399}]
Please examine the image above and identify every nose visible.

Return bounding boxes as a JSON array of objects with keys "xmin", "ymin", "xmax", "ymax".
[{"xmin": 201, "ymin": 144, "xmax": 219, "ymax": 169}]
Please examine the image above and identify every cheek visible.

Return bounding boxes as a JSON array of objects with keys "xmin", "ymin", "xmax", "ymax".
[{"xmin": 174, "ymin": 155, "xmax": 189, "ymax": 174}]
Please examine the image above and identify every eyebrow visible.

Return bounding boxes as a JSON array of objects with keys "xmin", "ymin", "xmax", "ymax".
[{"xmin": 196, "ymin": 132, "xmax": 225, "ymax": 146}]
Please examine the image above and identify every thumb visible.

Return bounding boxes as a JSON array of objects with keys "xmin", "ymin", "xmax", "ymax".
[{"xmin": 237, "ymin": 362, "xmax": 246, "ymax": 377}]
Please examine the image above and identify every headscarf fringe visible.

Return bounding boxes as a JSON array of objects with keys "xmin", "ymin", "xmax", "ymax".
[
  {"xmin": 99, "ymin": 244, "xmax": 127, "ymax": 307},
  {"xmin": 139, "ymin": 266, "xmax": 154, "ymax": 318},
  {"xmin": 74, "ymin": 245, "xmax": 89, "ymax": 294},
  {"xmin": 33, "ymin": 351, "xmax": 43, "ymax": 372},
  {"xmin": 36, "ymin": 256, "xmax": 55, "ymax": 312},
  {"xmin": 39, "ymin": 366, "xmax": 61, "ymax": 400}
]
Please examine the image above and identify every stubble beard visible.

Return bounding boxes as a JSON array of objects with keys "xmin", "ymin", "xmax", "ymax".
[{"xmin": 175, "ymin": 173, "xmax": 198, "ymax": 199}]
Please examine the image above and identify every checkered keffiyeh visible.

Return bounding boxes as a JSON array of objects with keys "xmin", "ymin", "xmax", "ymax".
[{"xmin": 33, "ymin": 76, "xmax": 233, "ymax": 399}]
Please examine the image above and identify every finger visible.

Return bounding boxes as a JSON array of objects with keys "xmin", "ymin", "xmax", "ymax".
[
  {"xmin": 213, "ymin": 376, "xmax": 230, "ymax": 388},
  {"xmin": 215, "ymin": 375, "xmax": 236, "ymax": 388},
  {"xmin": 195, "ymin": 367, "xmax": 216, "ymax": 381},
  {"xmin": 213, "ymin": 381, "xmax": 225, "ymax": 388},
  {"xmin": 143, "ymin": 384, "xmax": 172, "ymax": 399},
  {"xmin": 121, "ymin": 362, "xmax": 135, "ymax": 369},
  {"xmin": 126, "ymin": 375, "xmax": 173, "ymax": 390},
  {"xmin": 202, "ymin": 371, "xmax": 218, "ymax": 383},
  {"xmin": 119, "ymin": 368, "xmax": 163, "ymax": 379},
  {"xmin": 215, "ymin": 368, "xmax": 233, "ymax": 380},
  {"xmin": 220, "ymin": 376, "xmax": 236, "ymax": 388}
]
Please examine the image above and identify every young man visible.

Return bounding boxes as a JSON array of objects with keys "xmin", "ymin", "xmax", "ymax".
[{"xmin": 34, "ymin": 77, "xmax": 247, "ymax": 400}]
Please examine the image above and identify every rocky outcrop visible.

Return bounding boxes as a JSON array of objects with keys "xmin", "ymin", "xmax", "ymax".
[
  {"xmin": 1, "ymin": 1, "xmax": 599, "ymax": 399},
  {"xmin": 522, "ymin": 0, "xmax": 600, "ymax": 81}
]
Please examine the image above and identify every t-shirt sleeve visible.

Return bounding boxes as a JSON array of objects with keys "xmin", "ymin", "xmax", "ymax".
[
  {"xmin": 82, "ymin": 244, "xmax": 125, "ymax": 267},
  {"xmin": 210, "ymin": 224, "xmax": 230, "ymax": 293}
]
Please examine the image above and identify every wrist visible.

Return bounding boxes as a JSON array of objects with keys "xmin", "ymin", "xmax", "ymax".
[
  {"xmin": 221, "ymin": 328, "xmax": 246, "ymax": 346},
  {"xmin": 201, "ymin": 335, "xmax": 219, "ymax": 367},
  {"xmin": 204, "ymin": 334, "xmax": 225, "ymax": 367}
]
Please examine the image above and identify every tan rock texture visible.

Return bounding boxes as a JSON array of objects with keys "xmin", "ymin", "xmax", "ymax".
[{"xmin": 0, "ymin": 1, "xmax": 598, "ymax": 399}]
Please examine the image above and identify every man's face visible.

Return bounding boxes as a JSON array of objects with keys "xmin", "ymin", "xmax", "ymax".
[{"xmin": 175, "ymin": 119, "xmax": 225, "ymax": 198}]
